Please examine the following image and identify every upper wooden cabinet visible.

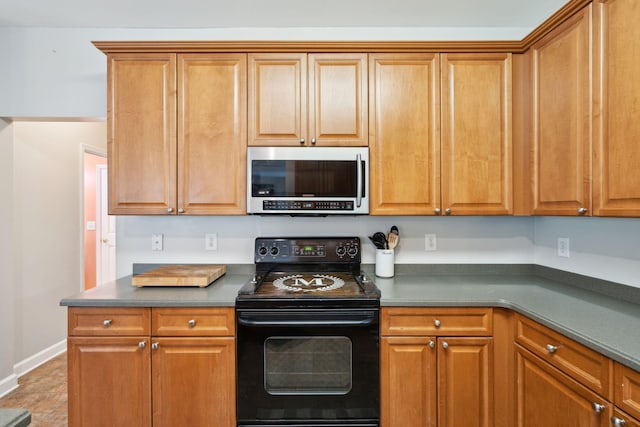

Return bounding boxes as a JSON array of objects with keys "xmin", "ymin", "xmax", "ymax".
[
  {"xmin": 370, "ymin": 53, "xmax": 512, "ymax": 215},
  {"xmin": 441, "ymin": 53, "xmax": 513, "ymax": 215},
  {"xmin": 108, "ymin": 53, "xmax": 177, "ymax": 215},
  {"xmin": 593, "ymin": 0, "xmax": 640, "ymax": 216},
  {"xmin": 248, "ymin": 53, "xmax": 368, "ymax": 146},
  {"xmin": 178, "ymin": 54, "xmax": 247, "ymax": 215},
  {"xmin": 531, "ymin": 5, "xmax": 593, "ymax": 216},
  {"xmin": 108, "ymin": 53, "xmax": 247, "ymax": 215},
  {"xmin": 369, "ymin": 53, "xmax": 440, "ymax": 215}
]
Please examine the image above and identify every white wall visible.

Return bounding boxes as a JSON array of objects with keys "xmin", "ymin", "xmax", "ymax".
[
  {"xmin": 534, "ymin": 216, "xmax": 640, "ymax": 287},
  {"xmin": 8, "ymin": 121, "xmax": 106, "ymax": 363},
  {"xmin": 0, "ymin": 26, "xmax": 530, "ymax": 118},
  {"xmin": 115, "ymin": 215, "xmax": 535, "ymax": 275},
  {"xmin": 0, "ymin": 119, "xmax": 17, "ymax": 394}
]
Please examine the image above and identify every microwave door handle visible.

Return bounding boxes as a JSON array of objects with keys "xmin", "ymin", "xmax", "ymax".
[{"xmin": 356, "ymin": 153, "xmax": 363, "ymax": 208}]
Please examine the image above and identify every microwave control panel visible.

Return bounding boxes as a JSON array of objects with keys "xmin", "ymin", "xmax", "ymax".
[{"xmin": 263, "ymin": 200, "xmax": 354, "ymax": 211}]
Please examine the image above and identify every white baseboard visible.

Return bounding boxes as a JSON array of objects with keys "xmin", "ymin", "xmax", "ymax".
[
  {"xmin": 0, "ymin": 373, "xmax": 18, "ymax": 398},
  {"xmin": 0, "ymin": 339, "xmax": 67, "ymax": 398},
  {"xmin": 13, "ymin": 339, "xmax": 67, "ymax": 378}
]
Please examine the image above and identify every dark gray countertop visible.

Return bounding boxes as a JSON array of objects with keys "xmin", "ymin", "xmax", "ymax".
[
  {"xmin": 0, "ymin": 409, "xmax": 31, "ymax": 427},
  {"xmin": 60, "ymin": 264, "xmax": 640, "ymax": 372}
]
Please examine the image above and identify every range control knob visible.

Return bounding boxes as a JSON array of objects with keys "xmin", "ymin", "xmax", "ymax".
[
  {"xmin": 258, "ymin": 247, "xmax": 268, "ymax": 256},
  {"xmin": 270, "ymin": 246, "xmax": 279, "ymax": 256},
  {"xmin": 336, "ymin": 246, "xmax": 346, "ymax": 257},
  {"xmin": 347, "ymin": 246, "xmax": 359, "ymax": 257}
]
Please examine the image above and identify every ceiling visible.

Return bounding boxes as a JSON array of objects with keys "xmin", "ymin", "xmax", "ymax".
[{"xmin": 0, "ymin": 0, "xmax": 568, "ymax": 30}]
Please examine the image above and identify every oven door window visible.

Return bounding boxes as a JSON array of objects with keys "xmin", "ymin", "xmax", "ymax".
[{"xmin": 264, "ymin": 336, "xmax": 352, "ymax": 395}]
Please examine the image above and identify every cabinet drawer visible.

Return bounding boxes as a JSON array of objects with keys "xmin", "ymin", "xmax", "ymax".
[
  {"xmin": 68, "ymin": 307, "xmax": 151, "ymax": 336},
  {"xmin": 515, "ymin": 314, "xmax": 612, "ymax": 398},
  {"xmin": 615, "ymin": 363, "xmax": 640, "ymax": 421},
  {"xmin": 381, "ymin": 307, "xmax": 492, "ymax": 336},
  {"xmin": 152, "ymin": 307, "xmax": 235, "ymax": 336}
]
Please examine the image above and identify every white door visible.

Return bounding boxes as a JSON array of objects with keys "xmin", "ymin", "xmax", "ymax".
[{"xmin": 96, "ymin": 165, "xmax": 116, "ymax": 285}]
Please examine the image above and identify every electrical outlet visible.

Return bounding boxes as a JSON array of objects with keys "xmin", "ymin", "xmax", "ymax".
[
  {"xmin": 151, "ymin": 234, "xmax": 163, "ymax": 251},
  {"xmin": 205, "ymin": 233, "xmax": 218, "ymax": 251},
  {"xmin": 557, "ymin": 237, "xmax": 570, "ymax": 258},
  {"xmin": 425, "ymin": 234, "xmax": 437, "ymax": 251}
]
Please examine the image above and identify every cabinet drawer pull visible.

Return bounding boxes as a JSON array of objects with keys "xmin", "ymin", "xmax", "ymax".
[
  {"xmin": 429, "ymin": 340, "xmax": 435, "ymax": 349},
  {"xmin": 167, "ymin": 207, "xmax": 174, "ymax": 213},
  {"xmin": 442, "ymin": 341, "xmax": 449, "ymax": 349},
  {"xmin": 445, "ymin": 208, "xmax": 452, "ymax": 215},
  {"xmin": 152, "ymin": 342, "xmax": 159, "ymax": 350},
  {"xmin": 434, "ymin": 319, "xmax": 441, "ymax": 328},
  {"xmin": 611, "ymin": 417, "xmax": 626, "ymax": 427},
  {"xmin": 188, "ymin": 319, "xmax": 196, "ymax": 328},
  {"xmin": 300, "ymin": 138, "xmax": 305, "ymax": 144},
  {"xmin": 546, "ymin": 344, "xmax": 558, "ymax": 353},
  {"xmin": 592, "ymin": 402, "xmax": 605, "ymax": 413},
  {"xmin": 578, "ymin": 207, "xmax": 588, "ymax": 214},
  {"xmin": 435, "ymin": 208, "xmax": 441, "ymax": 215},
  {"xmin": 178, "ymin": 208, "xmax": 185, "ymax": 214},
  {"xmin": 311, "ymin": 138, "xmax": 316, "ymax": 145},
  {"xmin": 103, "ymin": 319, "xmax": 112, "ymax": 327},
  {"xmin": 138, "ymin": 341, "xmax": 146, "ymax": 349}
]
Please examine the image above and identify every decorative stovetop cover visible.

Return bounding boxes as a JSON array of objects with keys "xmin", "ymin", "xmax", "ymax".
[{"xmin": 255, "ymin": 272, "xmax": 364, "ymax": 297}]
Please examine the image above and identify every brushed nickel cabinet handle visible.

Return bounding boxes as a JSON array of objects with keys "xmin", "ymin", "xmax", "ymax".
[
  {"xmin": 611, "ymin": 416, "xmax": 627, "ymax": 427},
  {"xmin": 592, "ymin": 402, "xmax": 605, "ymax": 413},
  {"xmin": 103, "ymin": 319, "xmax": 112, "ymax": 327},
  {"xmin": 188, "ymin": 319, "xmax": 196, "ymax": 328},
  {"xmin": 546, "ymin": 344, "xmax": 558, "ymax": 353}
]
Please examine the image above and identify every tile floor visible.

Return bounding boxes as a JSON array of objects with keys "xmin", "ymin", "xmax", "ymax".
[{"xmin": 0, "ymin": 352, "xmax": 67, "ymax": 426}]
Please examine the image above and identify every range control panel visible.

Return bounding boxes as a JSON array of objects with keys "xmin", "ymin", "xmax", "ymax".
[{"xmin": 255, "ymin": 237, "xmax": 360, "ymax": 263}]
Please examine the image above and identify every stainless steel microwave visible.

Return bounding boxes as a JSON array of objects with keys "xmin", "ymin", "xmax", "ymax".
[{"xmin": 247, "ymin": 146, "xmax": 369, "ymax": 215}]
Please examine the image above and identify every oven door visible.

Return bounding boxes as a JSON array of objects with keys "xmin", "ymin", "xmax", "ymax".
[{"xmin": 236, "ymin": 309, "xmax": 379, "ymax": 426}]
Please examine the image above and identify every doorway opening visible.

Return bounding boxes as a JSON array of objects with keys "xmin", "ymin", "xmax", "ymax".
[{"xmin": 83, "ymin": 150, "xmax": 114, "ymax": 289}]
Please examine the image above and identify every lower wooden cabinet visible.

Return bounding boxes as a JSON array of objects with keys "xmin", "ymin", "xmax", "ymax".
[
  {"xmin": 380, "ymin": 308, "xmax": 494, "ymax": 427},
  {"xmin": 516, "ymin": 344, "xmax": 611, "ymax": 427},
  {"xmin": 152, "ymin": 337, "xmax": 235, "ymax": 427},
  {"xmin": 68, "ymin": 336, "xmax": 152, "ymax": 427},
  {"xmin": 67, "ymin": 307, "xmax": 235, "ymax": 427}
]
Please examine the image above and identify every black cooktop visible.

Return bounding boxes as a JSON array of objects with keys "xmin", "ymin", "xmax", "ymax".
[{"xmin": 236, "ymin": 237, "xmax": 380, "ymax": 309}]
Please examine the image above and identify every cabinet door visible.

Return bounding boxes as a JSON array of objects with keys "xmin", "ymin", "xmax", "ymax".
[
  {"xmin": 516, "ymin": 345, "xmax": 610, "ymax": 427},
  {"xmin": 614, "ymin": 363, "xmax": 640, "ymax": 421},
  {"xmin": 437, "ymin": 337, "xmax": 493, "ymax": 427},
  {"xmin": 308, "ymin": 53, "xmax": 368, "ymax": 146},
  {"xmin": 178, "ymin": 54, "xmax": 247, "ymax": 214},
  {"xmin": 369, "ymin": 53, "xmax": 441, "ymax": 215},
  {"xmin": 441, "ymin": 53, "xmax": 512, "ymax": 215},
  {"xmin": 532, "ymin": 5, "xmax": 592, "ymax": 216},
  {"xmin": 381, "ymin": 336, "xmax": 437, "ymax": 427},
  {"xmin": 248, "ymin": 53, "xmax": 307, "ymax": 146},
  {"xmin": 68, "ymin": 337, "xmax": 151, "ymax": 427},
  {"xmin": 593, "ymin": 0, "xmax": 640, "ymax": 216},
  {"xmin": 108, "ymin": 53, "xmax": 177, "ymax": 215},
  {"xmin": 151, "ymin": 337, "xmax": 236, "ymax": 427}
]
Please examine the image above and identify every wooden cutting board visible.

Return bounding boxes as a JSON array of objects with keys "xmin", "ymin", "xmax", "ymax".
[{"xmin": 131, "ymin": 264, "xmax": 226, "ymax": 287}]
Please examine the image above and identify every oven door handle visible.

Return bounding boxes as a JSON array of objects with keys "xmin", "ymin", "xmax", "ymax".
[{"xmin": 237, "ymin": 311, "xmax": 377, "ymax": 327}]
